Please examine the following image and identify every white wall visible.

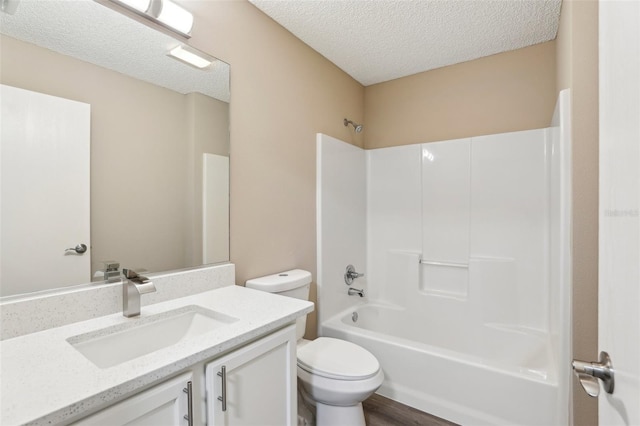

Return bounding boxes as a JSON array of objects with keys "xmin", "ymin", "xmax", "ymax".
[
  {"xmin": 549, "ymin": 89, "xmax": 572, "ymax": 425},
  {"xmin": 316, "ymin": 134, "xmax": 366, "ymax": 329}
]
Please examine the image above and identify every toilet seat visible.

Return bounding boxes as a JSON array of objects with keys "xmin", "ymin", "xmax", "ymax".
[{"xmin": 297, "ymin": 337, "xmax": 380, "ymax": 381}]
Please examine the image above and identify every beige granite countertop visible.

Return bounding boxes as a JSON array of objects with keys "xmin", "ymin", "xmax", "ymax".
[{"xmin": 0, "ymin": 285, "xmax": 313, "ymax": 425}]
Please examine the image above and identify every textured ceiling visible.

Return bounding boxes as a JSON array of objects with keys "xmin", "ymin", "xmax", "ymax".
[
  {"xmin": 0, "ymin": 0, "xmax": 229, "ymax": 102},
  {"xmin": 250, "ymin": 0, "xmax": 562, "ymax": 86}
]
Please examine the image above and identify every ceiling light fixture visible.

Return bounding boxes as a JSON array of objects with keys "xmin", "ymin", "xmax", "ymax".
[
  {"xmin": 168, "ymin": 45, "xmax": 214, "ymax": 69},
  {"xmin": 116, "ymin": 0, "xmax": 150, "ymax": 13},
  {"xmin": 109, "ymin": 0, "xmax": 193, "ymax": 38}
]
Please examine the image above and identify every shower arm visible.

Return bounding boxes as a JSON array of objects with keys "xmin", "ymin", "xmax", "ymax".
[{"xmin": 343, "ymin": 118, "xmax": 363, "ymax": 133}]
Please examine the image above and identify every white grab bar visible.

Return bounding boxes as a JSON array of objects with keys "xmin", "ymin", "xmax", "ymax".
[{"xmin": 419, "ymin": 259, "xmax": 468, "ymax": 268}]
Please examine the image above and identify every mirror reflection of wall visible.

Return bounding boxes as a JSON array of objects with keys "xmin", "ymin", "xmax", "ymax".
[{"xmin": 0, "ymin": 1, "xmax": 230, "ymax": 298}]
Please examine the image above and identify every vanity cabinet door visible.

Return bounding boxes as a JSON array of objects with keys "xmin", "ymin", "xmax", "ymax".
[
  {"xmin": 205, "ymin": 325, "xmax": 297, "ymax": 426},
  {"xmin": 73, "ymin": 372, "xmax": 193, "ymax": 426}
]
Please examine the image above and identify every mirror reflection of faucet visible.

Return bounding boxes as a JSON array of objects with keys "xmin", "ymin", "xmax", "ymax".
[
  {"xmin": 104, "ymin": 261, "xmax": 121, "ymax": 282},
  {"xmin": 93, "ymin": 261, "xmax": 121, "ymax": 282}
]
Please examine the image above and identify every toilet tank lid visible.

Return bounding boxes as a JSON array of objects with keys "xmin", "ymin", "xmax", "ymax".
[{"xmin": 245, "ymin": 269, "xmax": 312, "ymax": 293}]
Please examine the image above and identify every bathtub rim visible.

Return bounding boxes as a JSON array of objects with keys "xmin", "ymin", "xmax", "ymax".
[{"xmin": 321, "ymin": 303, "xmax": 559, "ymax": 386}]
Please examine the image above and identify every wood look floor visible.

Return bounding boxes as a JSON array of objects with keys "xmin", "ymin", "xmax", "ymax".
[{"xmin": 362, "ymin": 394, "xmax": 458, "ymax": 426}]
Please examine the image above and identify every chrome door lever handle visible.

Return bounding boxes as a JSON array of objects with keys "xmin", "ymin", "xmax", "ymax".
[
  {"xmin": 65, "ymin": 243, "xmax": 87, "ymax": 254},
  {"xmin": 572, "ymin": 351, "xmax": 614, "ymax": 397}
]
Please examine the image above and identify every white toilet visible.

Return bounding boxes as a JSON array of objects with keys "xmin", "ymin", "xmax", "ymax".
[{"xmin": 246, "ymin": 269, "xmax": 384, "ymax": 426}]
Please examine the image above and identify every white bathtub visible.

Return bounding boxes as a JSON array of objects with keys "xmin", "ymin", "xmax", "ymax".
[{"xmin": 322, "ymin": 304, "xmax": 561, "ymax": 426}]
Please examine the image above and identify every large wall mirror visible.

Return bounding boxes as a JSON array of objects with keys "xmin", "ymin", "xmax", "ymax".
[{"xmin": 0, "ymin": 0, "xmax": 230, "ymax": 297}]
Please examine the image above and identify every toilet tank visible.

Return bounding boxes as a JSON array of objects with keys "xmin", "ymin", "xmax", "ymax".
[{"xmin": 245, "ymin": 269, "xmax": 312, "ymax": 341}]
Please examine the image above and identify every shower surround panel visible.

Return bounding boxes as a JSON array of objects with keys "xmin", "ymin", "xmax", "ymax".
[
  {"xmin": 317, "ymin": 105, "xmax": 570, "ymax": 425},
  {"xmin": 366, "ymin": 130, "xmax": 550, "ymax": 332}
]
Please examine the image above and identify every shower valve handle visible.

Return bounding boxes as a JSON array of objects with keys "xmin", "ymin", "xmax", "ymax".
[{"xmin": 344, "ymin": 264, "xmax": 364, "ymax": 285}]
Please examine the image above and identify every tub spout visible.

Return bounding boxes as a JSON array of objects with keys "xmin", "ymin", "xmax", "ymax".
[{"xmin": 348, "ymin": 288, "xmax": 364, "ymax": 297}]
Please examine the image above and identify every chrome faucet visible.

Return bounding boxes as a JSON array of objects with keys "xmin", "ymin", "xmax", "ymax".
[
  {"xmin": 348, "ymin": 288, "xmax": 364, "ymax": 297},
  {"xmin": 122, "ymin": 268, "xmax": 156, "ymax": 317}
]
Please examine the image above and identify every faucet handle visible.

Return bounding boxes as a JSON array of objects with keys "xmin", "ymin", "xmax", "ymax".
[
  {"xmin": 122, "ymin": 268, "xmax": 139, "ymax": 279},
  {"xmin": 344, "ymin": 264, "xmax": 364, "ymax": 285},
  {"xmin": 123, "ymin": 268, "xmax": 150, "ymax": 282},
  {"xmin": 103, "ymin": 261, "xmax": 120, "ymax": 271}
]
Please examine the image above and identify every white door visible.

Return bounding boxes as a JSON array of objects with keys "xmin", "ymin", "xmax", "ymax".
[
  {"xmin": 598, "ymin": 0, "xmax": 640, "ymax": 424},
  {"xmin": 1, "ymin": 85, "xmax": 90, "ymax": 296}
]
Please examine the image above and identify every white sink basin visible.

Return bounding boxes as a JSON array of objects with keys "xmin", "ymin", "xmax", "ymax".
[{"xmin": 67, "ymin": 306, "xmax": 238, "ymax": 368}]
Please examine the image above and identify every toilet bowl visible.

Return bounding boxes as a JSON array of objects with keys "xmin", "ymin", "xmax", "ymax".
[
  {"xmin": 297, "ymin": 337, "xmax": 384, "ymax": 425},
  {"xmin": 246, "ymin": 269, "xmax": 383, "ymax": 426}
]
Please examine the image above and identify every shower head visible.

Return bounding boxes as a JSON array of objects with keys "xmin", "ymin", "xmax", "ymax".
[{"xmin": 344, "ymin": 118, "xmax": 363, "ymax": 133}]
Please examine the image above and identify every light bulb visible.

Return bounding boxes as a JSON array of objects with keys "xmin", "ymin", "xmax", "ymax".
[{"xmin": 156, "ymin": 0, "xmax": 193, "ymax": 35}]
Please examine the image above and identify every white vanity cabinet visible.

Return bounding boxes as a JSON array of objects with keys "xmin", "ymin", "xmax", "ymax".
[
  {"xmin": 73, "ymin": 372, "xmax": 193, "ymax": 425},
  {"xmin": 205, "ymin": 325, "xmax": 297, "ymax": 426},
  {"xmin": 72, "ymin": 324, "xmax": 297, "ymax": 426}
]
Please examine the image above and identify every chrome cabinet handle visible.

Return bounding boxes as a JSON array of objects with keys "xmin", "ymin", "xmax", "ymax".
[
  {"xmin": 572, "ymin": 351, "xmax": 615, "ymax": 397},
  {"xmin": 217, "ymin": 365, "xmax": 227, "ymax": 412},
  {"xmin": 183, "ymin": 381, "xmax": 193, "ymax": 425},
  {"xmin": 65, "ymin": 243, "xmax": 87, "ymax": 254}
]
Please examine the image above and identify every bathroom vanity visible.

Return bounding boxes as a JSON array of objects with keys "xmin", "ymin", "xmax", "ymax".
[{"xmin": 0, "ymin": 283, "xmax": 313, "ymax": 425}]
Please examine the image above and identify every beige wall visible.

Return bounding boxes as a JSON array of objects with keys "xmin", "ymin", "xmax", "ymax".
[
  {"xmin": 184, "ymin": 1, "xmax": 365, "ymax": 337},
  {"xmin": 363, "ymin": 41, "xmax": 557, "ymax": 148},
  {"xmin": 556, "ymin": 0, "xmax": 600, "ymax": 424},
  {"xmin": 0, "ymin": 35, "xmax": 228, "ymax": 279}
]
